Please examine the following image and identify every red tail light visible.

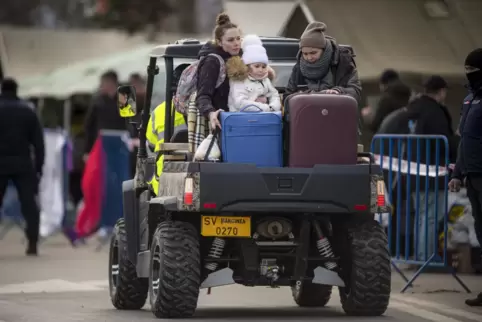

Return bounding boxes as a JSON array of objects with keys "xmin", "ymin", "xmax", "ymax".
[
  {"xmin": 376, "ymin": 181, "xmax": 386, "ymax": 207},
  {"xmin": 184, "ymin": 178, "xmax": 193, "ymax": 205},
  {"xmin": 377, "ymin": 195, "xmax": 385, "ymax": 207}
]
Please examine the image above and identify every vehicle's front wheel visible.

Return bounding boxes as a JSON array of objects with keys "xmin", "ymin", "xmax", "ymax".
[
  {"xmin": 292, "ymin": 280, "xmax": 332, "ymax": 307},
  {"xmin": 339, "ymin": 220, "xmax": 391, "ymax": 316},
  {"xmin": 149, "ymin": 220, "xmax": 201, "ymax": 318},
  {"xmin": 109, "ymin": 218, "xmax": 148, "ymax": 310}
]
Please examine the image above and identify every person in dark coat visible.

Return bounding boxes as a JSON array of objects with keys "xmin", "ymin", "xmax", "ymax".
[
  {"xmin": 0, "ymin": 78, "xmax": 44, "ymax": 255},
  {"xmin": 128, "ymin": 73, "xmax": 145, "ymax": 120},
  {"xmin": 363, "ymin": 69, "xmax": 412, "ymax": 133},
  {"xmin": 406, "ymin": 75, "xmax": 458, "ymax": 162},
  {"xmin": 406, "ymin": 75, "xmax": 458, "ymax": 261},
  {"xmin": 127, "ymin": 73, "xmax": 145, "ymax": 177},
  {"xmin": 285, "ymin": 21, "xmax": 361, "ymax": 103},
  {"xmin": 448, "ymin": 48, "xmax": 482, "ymax": 307},
  {"xmin": 196, "ymin": 13, "xmax": 241, "ymax": 130},
  {"xmin": 369, "ymin": 83, "xmax": 412, "ymax": 134},
  {"xmin": 83, "ymin": 70, "xmax": 127, "ymax": 159}
]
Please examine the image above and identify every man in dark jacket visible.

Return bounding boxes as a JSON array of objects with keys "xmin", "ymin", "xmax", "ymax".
[
  {"xmin": 448, "ymin": 48, "xmax": 482, "ymax": 307},
  {"xmin": 362, "ymin": 69, "xmax": 412, "ymax": 133},
  {"xmin": 128, "ymin": 73, "xmax": 145, "ymax": 120},
  {"xmin": 127, "ymin": 73, "xmax": 145, "ymax": 177},
  {"xmin": 285, "ymin": 21, "xmax": 362, "ymax": 103},
  {"xmin": 83, "ymin": 70, "xmax": 127, "ymax": 159},
  {"xmin": 0, "ymin": 78, "xmax": 44, "ymax": 255},
  {"xmin": 406, "ymin": 75, "xmax": 458, "ymax": 161},
  {"xmin": 406, "ymin": 75, "xmax": 458, "ymax": 261}
]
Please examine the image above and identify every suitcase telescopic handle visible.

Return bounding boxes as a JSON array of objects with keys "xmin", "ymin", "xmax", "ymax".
[{"xmin": 240, "ymin": 104, "xmax": 263, "ymax": 112}]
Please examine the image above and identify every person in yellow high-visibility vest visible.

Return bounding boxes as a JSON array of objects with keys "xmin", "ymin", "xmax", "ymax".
[{"xmin": 146, "ymin": 101, "xmax": 186, "ymax": 195}]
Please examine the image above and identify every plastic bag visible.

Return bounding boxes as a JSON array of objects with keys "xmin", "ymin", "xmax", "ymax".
[
  {"xmin": 451, "ymin": 229, "xmax": 470, "ymax": 245},
  {"xmin": 194, "ymin": 134, "xmax": 221, "ymax": 161}
]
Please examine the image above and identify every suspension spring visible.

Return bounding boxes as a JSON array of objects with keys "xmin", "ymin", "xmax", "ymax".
[
  {"xmin": 204, "ymin": 238, "xmax": 226, "ymax": 271},
  {"xmin": 316, "ymin": 237, "xmax": 337, "ymax": 270}
]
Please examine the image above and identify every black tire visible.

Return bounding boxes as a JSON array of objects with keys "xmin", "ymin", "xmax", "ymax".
[
  {"xmin": 339, "ymin": 220, "xmax": 391, "ymax": 316},
  {"xmin": 109, "ymin": 218, "xmax": 148, "ymax": 310},
  {"xmin": 292, "ymin": 281, "xmax": 332, "ymax": 307},
  {"xmin": 149, "ymin": 220, "xmax": 201, "ymax": 318}
]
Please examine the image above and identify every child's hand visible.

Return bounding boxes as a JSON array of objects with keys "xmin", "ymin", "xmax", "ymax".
[{"xmin": 255, "ymin": 96, "xmax": 267, "ymax": 104}]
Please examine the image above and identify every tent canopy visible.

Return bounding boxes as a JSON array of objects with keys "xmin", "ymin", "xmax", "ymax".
[
  {"xmin": 0, "ymin": 25, "xmax": 150, "ymax": 81},
  {"xmin": 19, "ymin": 45, "xmax": 154, "ymax": 99},
  {"xmin": 223, "ymin": 0, "xmax": 298, "ymax": 36}
]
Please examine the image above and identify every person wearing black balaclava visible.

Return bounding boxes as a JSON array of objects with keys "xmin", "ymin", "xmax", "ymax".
[{"xmin": 448, "ymin": 48, "xmax": 482, "ymax": 307}]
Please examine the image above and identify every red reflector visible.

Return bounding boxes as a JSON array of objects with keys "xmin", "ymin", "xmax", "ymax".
[
  {"xmin": 203, "ymin": 203, "xmax": 217, "ymax": 209},
  {"xmin": 354, "ymin": 204, "xmax": 368, "ymax": 211},
  {"xmin": 184, "ymin": 192, "xmax": 193, "ymax": 205},
  {"xmin": 377, "ymin": 195, "xmax": 385, "ymax": 206}
]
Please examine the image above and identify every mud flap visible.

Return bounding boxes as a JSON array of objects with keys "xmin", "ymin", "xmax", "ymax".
[
  {"xmin": 312, "ymin": 266, "xmax": 345, "ymax": 287},
  {"xmin": 200, "ymin": 268, "xmax": 236, "ymax": 289}
]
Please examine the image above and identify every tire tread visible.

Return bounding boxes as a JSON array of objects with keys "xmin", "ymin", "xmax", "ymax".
[
  {"xmin": 150, "ymin": 220, "xmax": 201, "ymax": 318},
  {"xmin": 110, "ymin": 218, "xmax": 148, "ymax": 310},
  {"xmin": 340, "ymin": 220, "xmax": 391, "ymax": 316}
]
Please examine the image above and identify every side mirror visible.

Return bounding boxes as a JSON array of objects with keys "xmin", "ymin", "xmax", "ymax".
[{"xmin": 117, "ymin": 85, "xmax": 137, "ymax": 118}]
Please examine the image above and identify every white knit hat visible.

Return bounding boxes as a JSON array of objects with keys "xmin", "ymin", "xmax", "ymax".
[
  {"xmin": 242, "ymin": 34, "xmax": 263, "ymax": 49},
  {"xmin": 242, "ymin": 34, "xmax": 268, "ymax": 65}
]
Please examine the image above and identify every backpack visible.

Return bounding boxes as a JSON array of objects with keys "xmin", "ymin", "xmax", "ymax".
[{"xmin": 173, "ymin": 53, "xmax": 226, "ymax": 115}]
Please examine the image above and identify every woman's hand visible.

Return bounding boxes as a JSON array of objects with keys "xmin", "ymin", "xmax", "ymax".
[
  {"xmin": 209, "ymin": 110, "xmax": 222, "ymax": 130},
  {"xmin": 320, "ymin": 89, "xmax": 340, "ymax": 94}
]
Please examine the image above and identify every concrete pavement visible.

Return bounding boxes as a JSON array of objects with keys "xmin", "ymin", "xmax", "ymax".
[{"xmin": 1, "ymin": 226, "xmax": 482, "ymax": 322}]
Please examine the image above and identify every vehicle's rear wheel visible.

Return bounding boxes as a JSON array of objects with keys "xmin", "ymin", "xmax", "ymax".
[
  {"xmin": 292, "ymin": 280, "xmax": 332, "ymax": 307},
  {"xmin": 109, "ymin": 218, "xmax": 148, "ymax": 310},
  {"xmin": 339, "ymin": 220, "xmax": 391, "ymax": 316},
  {"xmin": 149, "ymin": 220, "xmax": 201, "ymax": 318}
]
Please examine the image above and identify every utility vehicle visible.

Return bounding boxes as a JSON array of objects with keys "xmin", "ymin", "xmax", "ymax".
[{"xmin": 108, "ymin": 37, "xmax": 392, "ymax": 319}]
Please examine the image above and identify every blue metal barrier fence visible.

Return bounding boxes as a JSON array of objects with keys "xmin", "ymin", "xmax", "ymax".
[{"xmin": 371, "ymin": 134, "xmax": 470, "ymax": 293}]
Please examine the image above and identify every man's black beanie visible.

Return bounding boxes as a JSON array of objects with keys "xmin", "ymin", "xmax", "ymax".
[
  {"xmin": 1, "ymin": 78, "xmax": 18, "ymax": 94},
  {"xmin": 465, "ymin": 48, "xmax": 482, "ymax": 69}
]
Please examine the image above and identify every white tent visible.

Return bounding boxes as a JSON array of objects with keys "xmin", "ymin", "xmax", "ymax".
[
  {"xmin": 19, "ymin": 45, "xmax": 154, "ymax": 98},
  {"xmin": 223, "ymin": 0, "xmax": 299, "ymax": 36},
  {"xmin": 0, "ymin": 25, "xmax": 151, "ymax": 81}
]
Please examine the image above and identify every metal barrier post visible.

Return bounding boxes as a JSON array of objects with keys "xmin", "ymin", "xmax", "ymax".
[{"xmin": 372, "ymin": 134, "xmax": 470, "ymax": 293}]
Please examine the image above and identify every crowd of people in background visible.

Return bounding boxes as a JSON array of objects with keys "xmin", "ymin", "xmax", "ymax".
[{"xmin": 360, "ymin": 49, "xmax": 482, "ymax": 306}]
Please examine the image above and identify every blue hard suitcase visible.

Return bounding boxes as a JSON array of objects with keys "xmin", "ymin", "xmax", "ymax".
[{"xmin": 220, "ymin": 106, "xmax": 283, "ymax": 167}]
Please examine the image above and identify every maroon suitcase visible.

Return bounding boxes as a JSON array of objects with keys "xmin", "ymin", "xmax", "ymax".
[{"xmin": 287, "ymin": 93, "xmax": 358, "ymax": 167}]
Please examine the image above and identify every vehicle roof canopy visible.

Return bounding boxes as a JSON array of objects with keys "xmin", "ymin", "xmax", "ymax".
[{"xmin": 150, "ymin": 37, "xmax": 302, "ymax": 60}]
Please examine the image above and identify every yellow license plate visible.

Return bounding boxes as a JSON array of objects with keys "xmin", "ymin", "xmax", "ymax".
[{"xmin": 201, "ymin": 216, "xmax": 251, "ymax": 237}]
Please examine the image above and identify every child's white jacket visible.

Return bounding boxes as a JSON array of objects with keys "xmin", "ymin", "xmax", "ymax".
[
  {"xmin": 228, "ymin": 77, "xmax": 281, "ymax": 112},
  {"xmin": 226, "ymin": 56, "xmax": 281, "ymax": 112}
]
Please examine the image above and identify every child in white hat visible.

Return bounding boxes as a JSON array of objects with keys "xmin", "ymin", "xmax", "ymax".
[{"xmin": 227, "ymin": 34, "xmax": 281, "ymax": 112}]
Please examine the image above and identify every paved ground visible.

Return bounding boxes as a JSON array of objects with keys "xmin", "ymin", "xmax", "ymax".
[{"xmin": 1, "ymin": 226, "xmax": 482, "ymax": 322}]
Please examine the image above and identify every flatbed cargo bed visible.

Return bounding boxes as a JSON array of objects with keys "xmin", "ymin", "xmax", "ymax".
[{"xmin": 162, "ymin": 162, "xmax": 381, "ymax": 214}]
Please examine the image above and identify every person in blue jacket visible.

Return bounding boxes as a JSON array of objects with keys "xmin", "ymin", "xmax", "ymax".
[{"xmin": 448, "ymin": 48, "xmax": 482, "ymax": 307}]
